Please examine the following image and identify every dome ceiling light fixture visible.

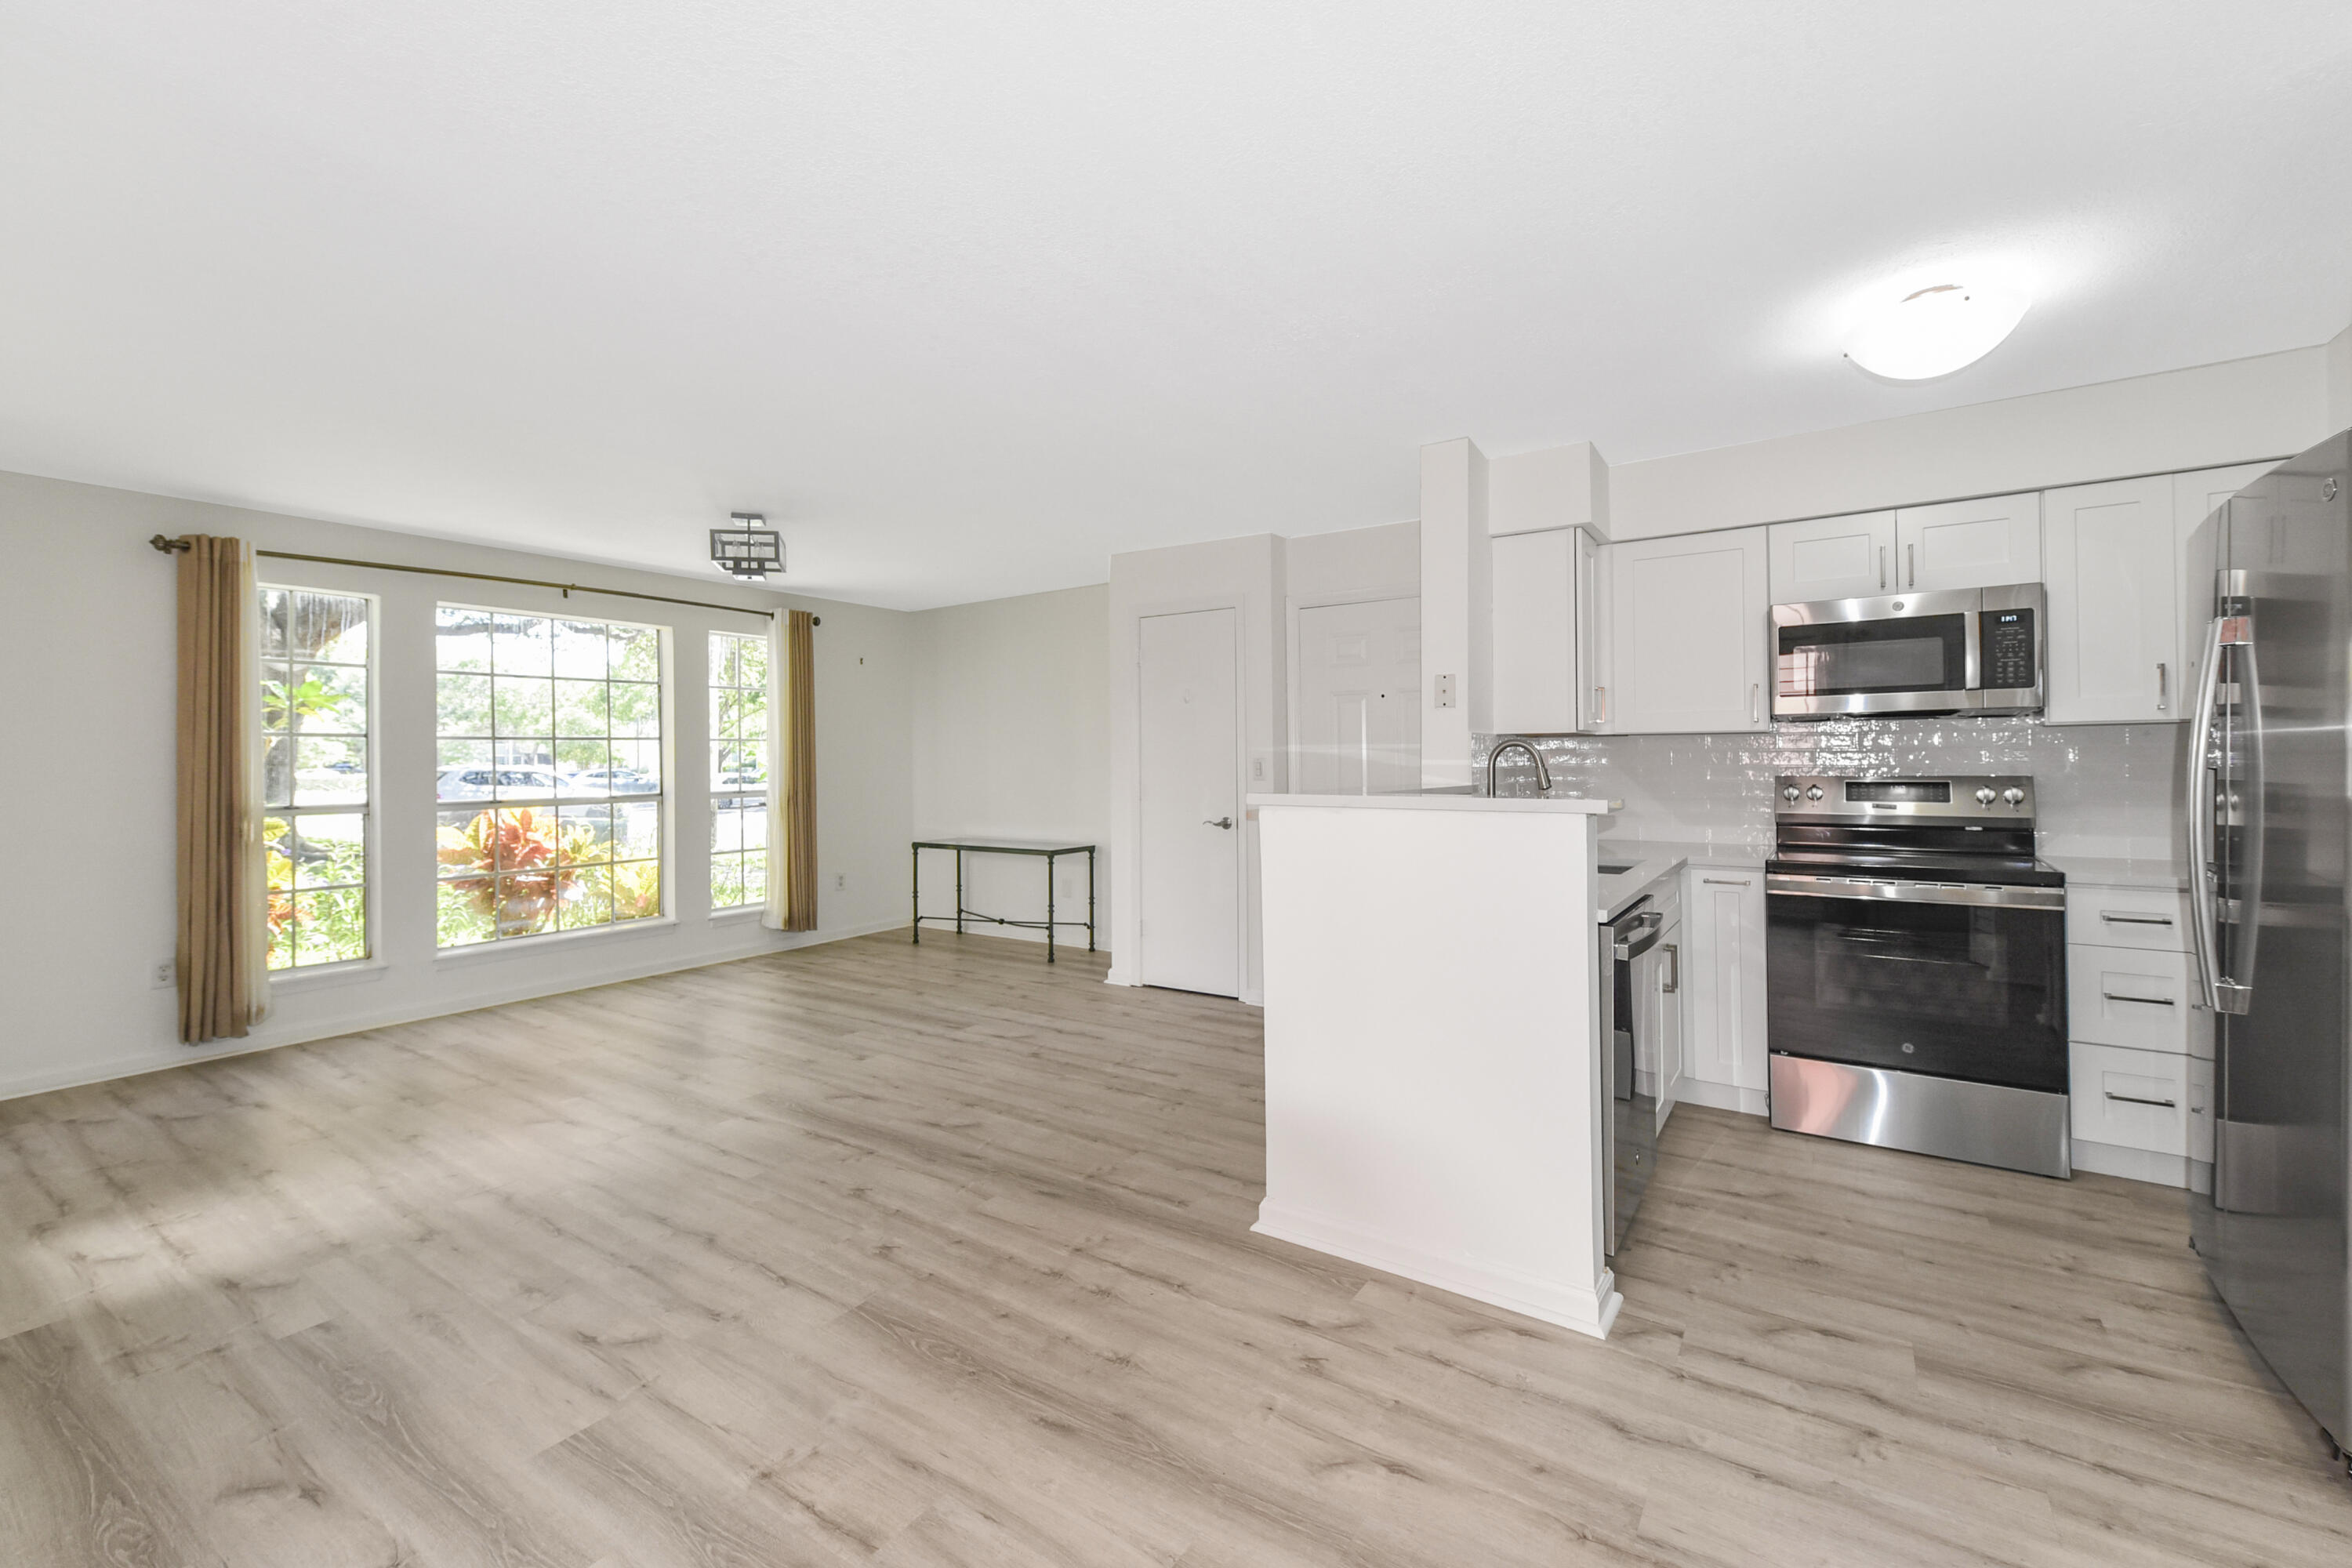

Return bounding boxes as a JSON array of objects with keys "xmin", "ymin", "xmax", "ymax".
[
  {"xmin": 1845, "ymin": 280, "xmax": 2031, "ymax": 380},
  {"xmin": 710, "ymin": 512, "xmax": 783, "ymax": 579}
]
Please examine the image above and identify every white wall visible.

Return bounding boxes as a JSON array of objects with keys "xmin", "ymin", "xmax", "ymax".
[
  {"xmin": 908, "ymin": 584, "xmax": 1110, "ymax": 949},
  {"xmin": 1106, "ymin": 534, "xmax": 1284, "ymax": 1001},
  {"xmin": 0, "ymin": 468, "xmax": 913, "ymax": 1102},
  {"xmin": 2328, "ymin": 321, "xmax": 2351, "ymax": 432},
  {"xmin": 1606, "ymin": 344, "xmax": 2336, "ymax": 539},
  {"xmin": 1417, "ymin": 439, "xmax": 1490, "ymax": 786}
]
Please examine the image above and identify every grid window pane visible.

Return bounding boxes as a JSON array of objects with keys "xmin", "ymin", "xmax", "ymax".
[
  {"xmin": 493, "ymin": 676, "xmax": 553, "ymax": 739},
  {"xmin": 437, "ymin": 604, "xmax": 664, "ymax": 946},
  {"xmin": 437, "ymin": 673, "xmax": 492, "ymax": 735},
  {"xmin": 293, "ymin": 735, "xmax": 367, "ymax": 805},
  {"xmin": 437, "ymin": 606, "xmax": 492, "ymax": 673},
  {"xmin": 261, "ymin": 586, "xmax": 372, "ymax": 968},
  {"xmin": 293, "ymin": 663, "xmax": 368, "ymax": 735},
  {"xmin": 554, "ymin": 678, "xmax": 608, "ymax": 737},
  {"xmin": 492, "ymin": 614, "xmax": 553, "ymax": 677},
  {"xmin": 554, "ymin": 620, "xmax": 608, "ymax": 679},
  {"xmin": 558, "ymin": 804, "xmax": 613, "ymax": 864}
]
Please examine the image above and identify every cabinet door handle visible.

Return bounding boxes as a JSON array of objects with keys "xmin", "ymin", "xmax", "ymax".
[
  {"xmin": 1701, "ymin": 877, "xmax": 1751, "ymax": 887},
  {"xmin": 2105, "ymin": 1092, "xmax": 2178, "ymax": 1109},
  {"xmin": 2101, "ymin": 990, "xmax": 2176, "ymax": 1006},
  {"xmin": 1906, "ymin": 543, "xmax": 1916, "ymax": 587},
  {"xmin": 1878, "ymin": 546, "xmax": 1887, "ymax": 590},
  {"xmin": 2100, "ymin": 913, "xmax": 2174, "ymax": 927},
  {"xmin": 1595, "ymin": 685, "xmax": 1608, "ymax": 723},
  {"xmin": 1750, "ymin": 682, "xmax": 1760, "ymax": 724},
  {"xmin": 1661, "ymin": 943, "xmax": 1679, "ymax": 993},
  {"xmin": 2156, "ymin": 662, "xmax": 2169, "ymax": 711}
]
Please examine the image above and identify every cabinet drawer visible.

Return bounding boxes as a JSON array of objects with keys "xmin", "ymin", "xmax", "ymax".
[
  {"xmin": 2065, "ymin": 884, "xmax": 2191, "ymax": 953},
  {"xmin": 2067, "ymin": 944, "xmax": 2199, "ymax": 1054},
  {"xmin": 2071, "ymin": 1043, "xmax": 2194, "ymax": 1157}
]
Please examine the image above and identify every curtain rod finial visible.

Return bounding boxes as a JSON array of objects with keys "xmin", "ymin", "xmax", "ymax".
[{"xmin": 151, "ymin": 533, "xmax": 191, "ymax": 554}]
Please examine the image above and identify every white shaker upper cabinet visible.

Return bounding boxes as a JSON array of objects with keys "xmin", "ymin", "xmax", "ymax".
[
  {"xmin": 2174, "ymin": 462, "xmax": 2281, "ymax": 699},
  {"xmin": 1766, "ymin": 510, "xmax": 1896, "ymax": 603},
  {"xmin": 1602, "ymin": 526, "xmax": 1770, "ymax": 735},
  {"xmin": 1893, "ymin": 492, "xmax": 2042, "ymax": 592},
  {"xmin": 2043, "ymin": 476, "xmax": 2180, "ymax": 724},
  {"xmin": 1490, "ymin": 528, "xmax": 1588, "ymax": 735}
]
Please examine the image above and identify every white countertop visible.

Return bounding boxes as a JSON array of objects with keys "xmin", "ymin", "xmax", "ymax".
[
  {"xmin": 2045, "ymin": 852, "xmax": 2190, "ymax": 890},
  {"xmin": 1600, "ymin": 836, "xmax": 1769, "ymax": 870},
  {"xmin": 1247, "ymin": 791, "xmax": 1616, "ymax": 815}
]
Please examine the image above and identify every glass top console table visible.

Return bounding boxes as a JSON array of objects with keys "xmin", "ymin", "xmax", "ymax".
[{"xmin": 910, "ymin": 839, "xmax": 1097, "ymax": 963}]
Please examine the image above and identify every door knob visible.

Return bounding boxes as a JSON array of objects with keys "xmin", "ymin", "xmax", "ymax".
[{"xmin": 1204, "ymin": 817, "xmax": 1235, "ymax": 829}]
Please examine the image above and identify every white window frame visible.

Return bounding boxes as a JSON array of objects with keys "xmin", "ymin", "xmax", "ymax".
[
  {"xmin": 707, "ymin": 629, "xmax": 771, "ymax": 913},
  {"xmin": 430, "ymin": 603, "xmax": 673, "ymax": 949},
  {"xmin": 259, "ymin": 583, "xmax": 379, "ymax": 973}
]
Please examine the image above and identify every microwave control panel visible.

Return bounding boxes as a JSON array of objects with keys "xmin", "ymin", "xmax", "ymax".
[{"xmin": 1981, "ymin": 608, "xmax": 2038, "ymax": 688}]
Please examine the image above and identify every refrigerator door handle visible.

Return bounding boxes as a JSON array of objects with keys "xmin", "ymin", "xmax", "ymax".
[
  {"xmin": 2223, "ymin": 622, "xmax": 2265, "ymax": 1014},
  {"xmin": 2185, "ymin": 614, "xmax": 2227, "ymax": 1011}
]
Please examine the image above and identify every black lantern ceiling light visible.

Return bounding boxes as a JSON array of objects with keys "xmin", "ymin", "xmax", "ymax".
[{"xmin": 710, "ymin": 512, "xmax": 783, "ymax": 580}]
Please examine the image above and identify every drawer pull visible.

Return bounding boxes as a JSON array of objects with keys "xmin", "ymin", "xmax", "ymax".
[
  {"xmin": 2101, "ymin": 991, "xmax": 2175, "ymax": 1006},
  {"xmin": 2099, "ymin": 913, "xmax": 2175, "ymax": 926},
  {"xmin": 2105, "ymin": 1092, "xmax": 2178, "ymax": 1109},
  {"xmin": 1701, "ymin": 877, "xmax": 1751, "ymax": 887}
]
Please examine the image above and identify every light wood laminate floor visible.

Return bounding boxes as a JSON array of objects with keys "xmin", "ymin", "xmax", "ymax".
[{"xmin": 3, "ymin": 930, "xmax": 2350, "ymax": 1566}]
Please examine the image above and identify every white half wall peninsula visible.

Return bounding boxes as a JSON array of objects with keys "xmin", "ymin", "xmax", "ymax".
[{"xmin": 1250, "ymin": 789, "xmax": 1638, "ymax": 1339}]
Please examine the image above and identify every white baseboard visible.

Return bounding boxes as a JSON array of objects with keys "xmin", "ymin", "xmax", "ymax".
[
  {"xmin": 2072, "ymin": 1138, "xmax": 2212, "ymax": 1193},
  {"xmin": 1104, "ymin": 965, "xmax": 1141, "ymax": 987},
  {"xmin": 0, "ymin": 916, "xmax": 911, "ymax": 1106},
  {"xmin": 1676, "ymin": 1076, "xmax": 1768, "ymax": 1117},
  {"xmin": 1253, "ymin": 1200, "xmax": 1621, "ymax": 1341}
]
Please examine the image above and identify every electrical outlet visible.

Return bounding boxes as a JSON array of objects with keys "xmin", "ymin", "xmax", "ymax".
[
  {"xmin": 151, "ymin": 960, "xmax": 175, "ymax": 989},
  {"xmin": 1434, "ymin": 673, "xmax": 1457, "ymax": 710},
  {"xmin": 1251, "ymin": 757, "xmax": 1266, "ymax": 782},
  {"xmin": 833, "ymin": 873, "xmax": 846, "ymax": 891}
]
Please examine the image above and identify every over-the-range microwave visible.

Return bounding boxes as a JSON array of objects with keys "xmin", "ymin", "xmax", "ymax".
[{"xmin": 1770, "ymin": 583, "xmax": 2045, "ymax": 720}]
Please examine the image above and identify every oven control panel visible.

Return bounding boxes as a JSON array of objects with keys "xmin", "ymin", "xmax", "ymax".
[
  {"xmin": 1776, "ymin": 775, "xmax": 2035, "ymax": 818},
  {"xmin": 1981, "ymin": 608, "xmax": 2038, "ymax": 690}
]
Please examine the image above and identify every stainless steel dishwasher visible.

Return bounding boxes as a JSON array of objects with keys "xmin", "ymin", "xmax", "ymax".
[{"xmin": 1601, "ymin": 896, "xmax": 1665, "ymax": 1254}]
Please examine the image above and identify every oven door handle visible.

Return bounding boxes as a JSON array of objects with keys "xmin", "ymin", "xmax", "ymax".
[{"xmin": 1765, "ymin": 873, "xmax": 2065, "ymax": 911}]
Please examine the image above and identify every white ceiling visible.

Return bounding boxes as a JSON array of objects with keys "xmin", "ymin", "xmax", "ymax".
[{"xmin": 5, "ymin": 5, "xmax": 2349, "ymax": 611}]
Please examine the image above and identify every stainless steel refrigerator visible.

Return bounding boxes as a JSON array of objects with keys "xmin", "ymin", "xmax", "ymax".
[{"xmin": 2184, "ymin": 428, "xmax": 2352, "ymax": 1463}]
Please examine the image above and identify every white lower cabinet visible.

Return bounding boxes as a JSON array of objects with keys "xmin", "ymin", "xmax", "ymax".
[
  {"xmin": 2065, "ymin": 881, "xmax": 2212, "ymax": 1189},
  {"xmin": 2071, "ymin": 1042, "xmax": 2193, "ymax": 1158},
  {"xmin": 2067, "ymin": 943, "xmax": 2206, "ymax": 1056},
  {"xmin": 1677, "ymin": 864, "xmax": 1767, "ymax": 1111}
]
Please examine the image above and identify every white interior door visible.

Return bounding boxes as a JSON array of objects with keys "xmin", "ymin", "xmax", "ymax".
[
  {"xmin": 1139, "ymin": 608, "xmax": 1241, "ymax": 996},
  {"xmin": 1295, "ymin": 597, "xmax": 1420, "ymax": 794}
]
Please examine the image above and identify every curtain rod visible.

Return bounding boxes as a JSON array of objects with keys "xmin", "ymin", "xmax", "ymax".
[{"xmin": 147, "ymin": 535, "xmax": 815, "ymax": 624}]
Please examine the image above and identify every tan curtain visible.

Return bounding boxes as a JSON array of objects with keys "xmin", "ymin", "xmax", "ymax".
[
  {"xmin": 176, "ymin": 535, "xmax": 269, "ymax": 1042},
  {"xmin": 763, "ymin": 608, "xmax": 818, "ymax": 932}
]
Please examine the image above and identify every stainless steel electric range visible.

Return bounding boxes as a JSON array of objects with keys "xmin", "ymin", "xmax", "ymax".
[{"xmin": 1766, "ymin": 774, "xmax": 2071, "ymax": 1178}]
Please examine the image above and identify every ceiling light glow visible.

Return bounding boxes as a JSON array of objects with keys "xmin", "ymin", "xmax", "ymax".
[{"xmin": 1846, "ymin": 281, "xmax": 2029, "ymax": 379}]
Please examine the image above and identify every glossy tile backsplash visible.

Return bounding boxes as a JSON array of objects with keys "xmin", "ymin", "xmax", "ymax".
[{"xmin": 1475, "ymin": 718, "xmax": 2183, "ymax": 861}]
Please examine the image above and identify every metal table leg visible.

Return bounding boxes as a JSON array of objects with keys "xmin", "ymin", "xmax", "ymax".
[
  {"xmin": 1047, "ymin": 851, "xmax": 1057, "ymax": 964},
  {"xmin": 910, "ymin": 843, "xmax": 920, "ymax": 944},
  {"xmin": 1087, "ymin": 848, "xmax": 1096, "ymax": 952},
  {"xmin": 955, "ymin": 848, "xmax": 964, "ymax": 935}
]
